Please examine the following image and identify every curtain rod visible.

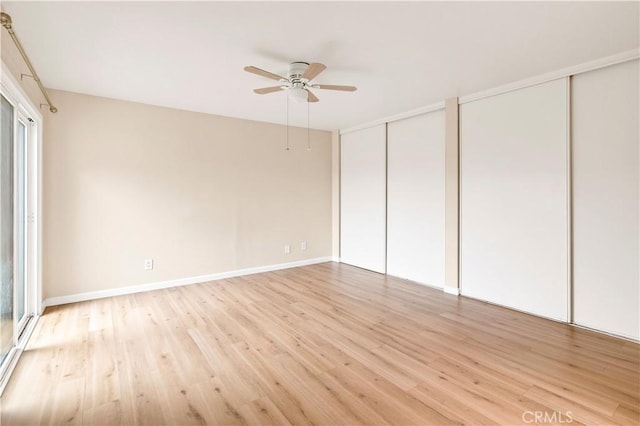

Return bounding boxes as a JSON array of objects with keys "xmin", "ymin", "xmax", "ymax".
[{"xmin": 1, "ymin": 12, "xmax": 57, "ymax": 113}]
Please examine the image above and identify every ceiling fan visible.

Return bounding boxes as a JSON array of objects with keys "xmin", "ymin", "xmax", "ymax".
[{"xmin": 244, "ymin": 62, "xmax": 357, "ymax": 103}]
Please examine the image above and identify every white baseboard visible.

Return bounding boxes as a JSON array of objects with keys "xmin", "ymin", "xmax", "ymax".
[
  {"xmin": 331, "ymin": 256, "xmax": 340, "ymax": 263},
  {"xmin": 443, "ymin": 286, "xmax": 460, "ymax": 296},
  {"xmin": 42, "ymin": 256, "xmax": 332, "ymax": 308},
  {"xmin": 571, "ymin": 323, "xmax": 639, "ymax": 343}
]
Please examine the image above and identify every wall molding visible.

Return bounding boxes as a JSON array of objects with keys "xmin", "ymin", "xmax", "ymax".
[
  {"xmin": 340, "ymin": 49, "xmax": 639, "ymax": 135},
  {"xmin": 42, "ymin": 257, "xmax": 333, "ymax": 308},
  {"xmin": 340, "ymin": 102, "xmax": 445, "ymax": 135},
  {"xmin": 459, "ymin": 48, "xmax": 639, "ymax": 105}
]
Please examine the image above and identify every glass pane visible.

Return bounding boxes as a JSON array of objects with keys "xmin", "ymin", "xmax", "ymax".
[
  {"xmin": 16, "ymin": 120, "xmax": 26, "ymax": 325},
  {"xmin": 0, "ymin": 95, "xmax": 14, "ymax": 365}
]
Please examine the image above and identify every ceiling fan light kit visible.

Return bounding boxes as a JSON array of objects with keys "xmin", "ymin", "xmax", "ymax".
[{"xmin": 288, "ymin": 86, "xmax": 308, "ymax": 102}]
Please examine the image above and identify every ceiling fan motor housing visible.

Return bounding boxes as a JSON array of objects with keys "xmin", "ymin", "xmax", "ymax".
[{"xmin": 288, "ymin": 62, "xmax": 310, "ymax": 81}]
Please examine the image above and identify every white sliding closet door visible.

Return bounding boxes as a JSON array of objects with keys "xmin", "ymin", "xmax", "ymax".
[
  {"xmin": 387, "ymin": 111, "xmax": 445, "ymax": 287},
  {"xmin": 572, "ymin": 60, "xmax": 639, "ymax": 340},
  {"xmin": 460, "ymin": 79, "xmax": 568, "ymax": 321},
  {"xmin": 340, "ymin": 125, "xmax": 386, "ymax": 273}
]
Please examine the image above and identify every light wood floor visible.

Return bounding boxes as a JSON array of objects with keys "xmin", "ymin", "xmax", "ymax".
[{"xmin": 1, "ymin": 262, "xmax": 638, "ymax": 425}]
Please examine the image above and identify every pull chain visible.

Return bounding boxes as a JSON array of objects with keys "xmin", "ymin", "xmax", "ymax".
[
  {"xmin": 286, "ymin": 94, "xmax": 290, "ymax": 151},
  {"xmin": 307, "ymin": 100, "xmax": 311, "ymax": 151}
]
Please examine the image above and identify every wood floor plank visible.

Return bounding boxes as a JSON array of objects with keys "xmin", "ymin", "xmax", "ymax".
[
  {"xmin": 327, "ymin": 361, "xmax": 458, "ymax": 425},
  {"xmin": 238, "ymin": 397, "xmax": 293, "ymax": 426},
  {"xmin": 0, "ymin": 262, "xmax": 637, "ymax": 425},
  {"xmin": 523, "ymin": 385, "xmax": 619, "ymax": 426},
  {"xmin": 408, "ymin": 383, "xmax": 498, "ymax": 425},
  {"xmin": 82, "ymin": 400, "xmax": 123, "ymax": 426}
]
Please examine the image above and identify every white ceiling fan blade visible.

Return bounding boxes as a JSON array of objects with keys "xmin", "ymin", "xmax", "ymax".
[
  {"xmin": 302, "ymin": 63, "xmax": 326, "ymax": 81},
  {"xmin": 244, "ymin": 66, "xmax": 287, "ymax": 81},
  {"xmin": 313, "ymin": 84, "xmax": 357, "ymax": 92},
  {"xmin": 254, "ymin": 86, "xmax": 284, "ymax": 94}
]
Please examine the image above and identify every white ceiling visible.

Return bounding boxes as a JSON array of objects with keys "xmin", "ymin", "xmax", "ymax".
[{"xmin": 2, "ymin": 1, "xmax": 639, "ymax": 130}]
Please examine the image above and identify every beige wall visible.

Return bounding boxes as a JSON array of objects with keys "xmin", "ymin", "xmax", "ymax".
[{"xmin": 43, "ymin": 90, "xmax": 332, "ymax": 299}]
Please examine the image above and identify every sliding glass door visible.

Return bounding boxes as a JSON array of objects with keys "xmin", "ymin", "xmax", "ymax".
[
  {"xmin": 0, "ymin": 88, "xmax": 35, "ymax": 382},
  {"xmin": 0, "ymin": 65, "xmax": 40, "ymax": 394}
]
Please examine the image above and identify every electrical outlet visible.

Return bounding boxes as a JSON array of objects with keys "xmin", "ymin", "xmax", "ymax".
[
  {"xmin": 284, "ymin": 244, "xmax": 291, "ymax": 254},
  {"xmin": 301, "ymin": 241, "xmax": 307, "ymax": 251},
  {"xmin": 144, "ymin": 259, "xmax": 154, "ymax": 271}
]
